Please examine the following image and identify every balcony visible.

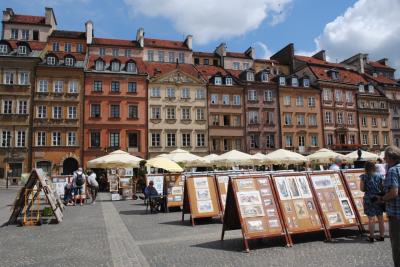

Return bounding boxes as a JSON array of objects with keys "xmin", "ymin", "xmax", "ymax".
[{"xmin": 332, "ymin": 144, "xmax": 359, "ymax": 151}]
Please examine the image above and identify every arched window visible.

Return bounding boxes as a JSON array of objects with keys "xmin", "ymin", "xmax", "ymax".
[
  {"xmin": 65, "ymin": 56, "xmax": 74, "ymax": 66},
  {"xmin": 111, "ymin": 60, "xmax": 120, "ymax": 72},
  {"xmin": 95, "ymin": 60, "xmax": 104, "ymax": 71},
  {"xmin": 126, "ymin": 62, "xmax": 137, "ymax": 73},
  {"xmin": 18, "ymin": 45, "xmax": 27, "ymax": 55},
  {"xmin": 47, "ymin": 56, "xmax": 56, "ymax": 65}
]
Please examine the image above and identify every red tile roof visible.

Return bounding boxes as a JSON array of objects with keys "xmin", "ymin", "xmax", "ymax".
[
  {"xmin": 368, "ymin": 61, "xmax": 395, "ymax": 70},
  {"xmin": 7, "ymin": 14, "xmax": 46, "ymax": 25},
  {"xmin": 309, "ymin": 66, "xmax": 366, "ymax": 85},
  {"xmin": 227, "ymin": 69, "xmax": 242, "ymax": 78},
  {"xmin": 50, "ymin": 30, "xmax": 86, "ymax": 39},
  {"xmin": 7, "ymin": 40, "xmax": 46, "ymax": 50},
  {"xmin": 365, "ymin": 74, "xmax": 398, "ymax": 85},
  {"xmin": 295, "ymin": 55, "xmax": 341, "ymax": 68},
  {"xmin": 93, "ymin": 38, "xmax": 140, "ymax": 48},
  {"xmin": 52, "ymin": 52, "xmax": 86, "ymax": 61},
  {"xmin": 226, "ymin": 52, "xmax": 251, "ymax": 59},
  {"xmin": 144, "ymin": 62, "xmax": 201, "ymax": 80},
  {"xmin": 144, "ymin": 38, "xmax": 189, "ymax": 50},
  {"xmin": 194, "ymin": 65, "xmax": 229, "ymax": 79},
  {"xmin": 87, "ymin": 55, "xmax": 146, "ymax": 74}
]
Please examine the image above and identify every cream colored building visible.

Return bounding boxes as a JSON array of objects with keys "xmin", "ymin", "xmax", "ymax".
[{"xmin": 146, "ymin": 62, "xmax": 208, "ymax": 157}]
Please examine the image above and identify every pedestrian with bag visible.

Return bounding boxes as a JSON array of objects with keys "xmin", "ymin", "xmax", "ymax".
[
  {"xmin": 73, "ymin": 167, "xmax": 86, "ymax": 206},
  {"xmin": 87, "ymin": 169, "xmax": 99, "ymax": 205},
  {"xmin": 360, "ymin": 161, "xmax": 385, "ymax": 242}
]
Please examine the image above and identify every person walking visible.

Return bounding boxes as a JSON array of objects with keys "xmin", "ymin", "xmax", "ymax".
[
  {"xmin": 73, "ymin": 167, "xmax": 86, "ymax": 206},
  {"xmin": 380, "ymin": 146, "xmax": 400, "ymax": 267},
  {"xmin": 360, "ymin": 161, "xmax": 385, "ymax": 242},
  {"xmin": 87, "ymin": 169, "xmax": 99, "ymax": 204}
]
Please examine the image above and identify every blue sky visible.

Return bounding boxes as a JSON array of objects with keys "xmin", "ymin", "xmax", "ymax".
[{"xmin": 2, "ymin": 0, "xmax": 399, "ymax": 74}]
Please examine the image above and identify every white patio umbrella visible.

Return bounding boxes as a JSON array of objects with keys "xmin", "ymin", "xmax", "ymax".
[
  {"xmin": 212, "ymin": 150, "xmax": 254, "ymax": 167},
  {"xmin": 306, "ymin": 148, "xmax": 347, "ymax": 164},
  {"xmin": 379, "ymin": 151, "xmax": 385, "ymax": 160},
  {"xmin": 264, "ymin": 149, "xmax": 308, "ymax": 165},
  {"xmin": 346, "ymin": 150, "xmax": 380, "ymax": 162},
  {"xmin": 186, "ymin": 154, "xmax": 220, "ymax": 167},
  {"xmin": 87, "ymin": 150, "xmax": 143, "ymax": 168},
  {"xmin": 163, "ymin": 149, "xmax": 203, "ymax": 164},
  {"xmin": 146, "ymin": 156, "xmax": 184, "ymax": 172},
  {"xmin": 251, "ymin": 152, "xmax": 268, "ymax": 165}
]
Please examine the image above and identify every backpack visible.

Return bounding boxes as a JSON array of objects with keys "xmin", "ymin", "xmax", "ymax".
[{"xmin": 75, "ymin": 173, "xmax": 84, "ymax": 187}]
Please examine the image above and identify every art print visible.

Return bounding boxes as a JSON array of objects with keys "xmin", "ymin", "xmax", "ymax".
[
  {"xmin": 173, "ymin": 195, "xmax": 182, "ymax": 202},
  {"xmin": 340, "ymin": 198, "xmax": 355, "ymax": 218},
  {"xmin": 349, "ymin": 182, "xmax": 358, "ymax": 190},
  {"xmin": 287, "ymin": 177, "xmax": 301, "ymax": 198},
  {"xmin": 260, "ymin": 188, "xmax": 272, "ymax": 196},
  {"xmin": 266, "ymin": 209, "xmax": 276, "ymax": 217},
  {"xmin": 257, "ymin": 178, "xmax": 268, "ymax": 187},
  {"xmin": 194, "ymin": 177, "xmax": 209, "ymax": 189},
  {"xmin": 327, "ymin": 212, "xmax": 343, "ymax": 225},
  {"xmin": 197, "ymin": 200, "xmax": 213, "ymax": 213},
  {"xmin": 311, "ymin": 175, "xmax": 334, "ymax": 189},
  {"xmin": 355, "ymin": 199, "xmax": 363, "ymax": 210},
  {"xmin": 171, "ymin": 186, "xmax": 183, "ymax": 195},
  {"xmin": 148, "ymin": 176, "xmax": 164, "ymax": 193},
  {"xmin": 196, "ymin": 188, "xmax": 211, "ymax": 201},
  {"xmin": 275, "ymin": 177, "xmax": 291, "ymax": 200},
  {"xmin": 236, "ymin": 179, "xmax": 255, "ymax": 190},
  {"xmin": 263, "ymin": 198, "xmax": 273, "ymax": 206},
  {"xmin": 237, "ymin": 191, "xmax": 262, "ymax": 206},
  {"xmin": 284, "ymin": 202, "xmax": 293, "ymax": 212},
  {"xmin": 296, "ymin": 176, "xmax": 312, "ymax": 198},
  {"xmin": 293, "ymin": 200, "xmax": 309, "ymax": 219},
  {"xmin": 240, "ymin": 204, "xmax": 265, "ymax": 218},
  {"xmin": 117, "ymin": 168, "xmax": 126, "ymax": 176},
  {"xmin": 246, "ymin": 219, "xmax": 264, "ymax": 232},
  {"xmin": 306, "ymin": 200, "xmax": 315, "ymax": 210},
  {"xmin": 268, "ymin": 219, "xmax": 280, "ymax": 228}
]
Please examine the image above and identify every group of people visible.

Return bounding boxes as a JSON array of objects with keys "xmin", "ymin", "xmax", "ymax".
[{"xmin": 63, "ymin": 167, "xmax": 99, "ymax": 206}]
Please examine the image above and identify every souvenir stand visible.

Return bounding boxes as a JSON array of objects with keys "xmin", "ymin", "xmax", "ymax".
[
  {"xmin": 118, "ymin": 168, "xmax": 134, "ymax": 200},
  {"xmin": 164, "ymin": 173, "xmax": 184, "ymax": 209},
  {"xmin": 108, "ymin": 169, "xmax": 120, "ymax": 200},
  {"xmin": 50, "ymin": 175, "xmax": 77, "ymax": 200},
  {"xmin": 221, "ymin": 176, "xmax": 289, "ymax": 251}
]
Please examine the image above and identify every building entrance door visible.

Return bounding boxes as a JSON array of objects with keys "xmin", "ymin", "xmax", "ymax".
[{"xmin": 62, "ymin": 157, "xmax": 78, "ymax": 175}]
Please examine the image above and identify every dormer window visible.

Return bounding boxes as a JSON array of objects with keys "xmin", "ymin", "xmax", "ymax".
[
  {"xmin": 291, "ymin": 77, "xmax": 298, "ymax": 87},
  {"xmin": 214, "ymin": 76, "xmax": 222, "ymax": 85},
  {"xmin": 111, "ymin": 61, "xmax": 120, "ymax": 72},
  {"xmin": 65, "ymin": 57, "xmax": 74, "ymax": 66},
  {"xmin": 18, "ymin": 45, "xmax": 27, "ymax": 55},
  {"xmin": 261, "ymin": 72, "xmax": 269, "ymax": 82},
  {"xmin": 0, "ymin": 44, "xmax": 8, "ymax": 54},
  {"xmin": 47, "ymin": 56, "xmax": 56, "ymax": 65},
  {"xmin": 95, "ymin": 60, "xmax": 104, "ymax": 71},
  {"xmin": 368, "ymin": 84, "xmax": 374, "ymax": 93},
  {"xmin": 303, "ymin": 78, "xmax": 310, "ymax": 87},
  {"xmin": 246, "ymin": 71, "xmax": 254, "ymax": 81},
  {"xmin": 330, "ymin": 70, "xmax": 339, "ymax": 80},
  {"xmin": 225, "ymin": 77, "xmax": 233, "ymax": 86},
  {"xmin": 126, "ymin": 62, "xmax": 137, "ymax": 73},
  {"xmin": 373, "ymin": 72, "xmax": 378, "ymax": 77},
  {"xmin": 358, "ymin": 83, "xmax": 365, "ymax": 92},
  {"xmin": 279, "ymin": 76, "xmax": 286, "ymax": 86}
]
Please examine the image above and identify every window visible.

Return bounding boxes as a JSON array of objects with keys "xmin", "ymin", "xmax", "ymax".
[
  {"xmin": 373, "ymin": 134, "xmax": 379, "ymax": 145},
  {"xmin": 196, "ymin": 89, "xmax": 205, "ymax": 99},
  {"xmin": 246, "ymin": 72, "xmax": 254, "ymax": 81},
  {"xmin": 93, "ymin": 81, "xmax": 102, "ymax": 92},
  {"xmin": 382, "ymin": 118, "xmax": 387, "ymax": 127},
  {"xmin": 284, "ymin": 113, "xmax": 292, "ymax": 125},
  {"xmin": 197, "ymin": 133, "xmax": 205, "ymax": 147},
  {"xmin": 284, "ymin": 95, "xmax": 291, "ymax": 106},
  {"xmin": 327, "ymin": 134, "xmax": 334, "ymax": 146},
  {"xmin": 311, "ymin": 135, "xmax": 318, "ymax": 146},
  {"xmin": 346, "ymin": 91, "xmax": 353, "ymax": 103},
  {"xmin": 151, "ymin": 107, "xmax": 161, "ymax": 119},
  {"xmin": 335, "ymin": 90, "xmax": 343, "ymax": 102},
  {"xmin": 266, "ymin": 134, "xmax": 275, "ymax": 148},
  {"xmin": 203, "ymin": 59, "xmax": 209, "ymax": 65},
  {"xmin": 166, "ymin": 87, "xmax": 175, "ymax": 98},
  {"xmin": 110, "ymin": 81, "xmax": 120, "ymax": 92},
  {"xmin": 68, "ymin": 106, "xmax": 77, "ymax": 119},
  {"xmin": 298, "ymin": 135, "xmax": 305, "ymax": 147},
  {"xmin": 90, "ymin": 132, "xmax": 100, "ymax": 147},
  {"xmin": 358, "ymin": 84, "xmax": 365, "ymax": 92},
  {"xmin": 362, "ymin": 133, "xmax": 368, "ymax": 145},
  {"xmin": 285, "ymin": 135, "xmax": 293, "ymax": 147},
  {"xmin": 128, "ymin": 133, "xmax": 138, "ymax": 148},
  {"xmin": 266, "ymin": 111, "xmax": 274, "ymax": 125},
  {"xmin": 91, "ymin": 104, "xmax": 101, "ymax": 118},
  {"xmin": 3, "ymin": 100, "xmax": 12, "ymax": 114},
  {"xmin": 291, "ymin": 77, "xmax": 299, "ymax": 86},
  {"xmin": 17, "ymin": 100, "xmax": 27, "ymax": 114},
  {"xmin": 234, "ymin": 115, "xmax": 241, "ymax": 127},
  {"xmin": 212, "ymin": 115, "xmax": 219, "ymax": 126},
  {"xmin": 297, "ymin": 114, "xmax": 305, "ymax": 126},
  {"xmin": 53, "ymin": 42, "xmax": 60, "ymax": 52},
  {"xmin": 279, "ymin": 77, "xmax": 286, "ymax": 86},
  {"xmin": 158, "ymin": 51, "xmax": 164, "ymax": 62},
  {"xmin": 223, "ymin": 115, "xmax": 230, "ymax": 126},
  {"xmin": 196, "ymin": 108, "xmax": 205, "ymax": 120},
  {"xmin": 362, "ymin": 116, "xmax": 367, "ymax": 127},
  {"xmin": 194, "ymin": 58, "xmax": 200, "ymax": 65},
  {"xmin": 325, "ymin": 111, "xmax": 332, "ymax": 124},
  {"xmin": 225, "ymin": 77, "xmax": 233, "ymax": 85},
  {"xmin": 214, "ymin": 77, "xmax": 222, "ymax": 85},
  {"xmin": 233, "ymin": 95, "xmax": 241, "ymax": 105},
  {"xmin": 21, "ymin": 29, "xmax": 29, "ymax": 40},
  {"xmin": 323, "ymin": 89, "xmax": 332, "ymax": 101},
  {"xmin": 383, "ymin": 133, "xmax": 388, "ymax": 145},
  {"xmin": 348, "ymin": 113, "xmax": 353, "ymax": 125},
  {"xmin": 128, "ymin": 82, "xmax": 137, "ymax": 93},
  {"xmin": 19, "ymin": 71, "xmax": 30, "ymax": 85},
  {"xmin": 380, "ymin": 102, "xmax": 386, "ymax": 109},
  {"xmin": 110, "ymin": 105, "xmax": 120, "ymax": 118},
  {"xmin": 303, "ymin": 78, "xmax": 310, "ymax": 87},
  {"xmin": 264, "ymin": 90, "xmax": 273, "ymax": 102},
  {"xmin": 261, "ymin": 72, "xmax": 269, "ymax": 82},
  {"xmin": 11, "ymin": 29, "xmax": 18, "ymax": 39},
  {"xmin": 109, "ymin": 132, "xmax": 120, "ymax": 147},
  {"xmin": 368, "ymin": 84, "xmax": 374, "ymax": 93},
  {"xmin": 296, "ymin": 96, "xmax": 303, "ymax": 106},
  {"xmin": 69, "ymin": 81, "xmax": 78, "ymax": 93},
  {"xmin": 52, "ymin": 132, "xmax": 61, "ymax": 146},
  {"xmin": 166, "ymin": 133, "xmax": 176, "ymax": 147},
  {"xmin": 95, "ymin": 60, "xmax": 104, "ymax": 71},
  {"xmin": 178, "ymin": 52, "xmax": 185, "ymax": 63},
  {"xmin": 243, "ymin": 63, "xmax": 250, "ymax": 70},
  {"xmin": 53, "ymin": 106, "xmax": 62, "ymax": 119},
  {"xmin": 99, "ymin": 48, "xmax": 106, "ymax": 56},
  {"xmin": 331, "ymin": 71, "xmax": 339, "ymax": 80},
  {"xmin": 181, "ymin": 107, "xmax": 190, "ymax": 120},
  {"xmin": 211, "ymin": 94, "xmax": 218, "ymax": 104},
  {"xmin": 372, "ymin": 117, "xmax": 377, "ymax": 126},
  {"xmin": 77, "ymin": 43, "xmax": 83, "ymax": 53},
  {"xmin": 248, "ymin": 90, "xmax": 257, "ymax": 101},
  {"xmin": 308, "ymin": 97, "xmax": 316, "ymax": 107},
  {"xmin": 53, "ymin": 80, "xmax": 63, "ymax": 93},
  {"xmin": 0, "ymin": 44, "xmax": 8, "ymax": 54},
  {"xmin": 46, "ymin": 56, "xmax": 56, "ymax": 65},
  {"xmin": 250, "ymin": 134, "xmax": 260, "ymax": 149},
  {"xmin": 37, "ymin": 132, "xmax": 46, "ymax": 146},
  {"xmin": 112, "ymin": 48, "xmax": 119, "ymax": 57},
  {"xmin": 168, "ymin": 52, "xmax": 175, "ymax": 63},
  {"xmin": 337, "ymin": 112, "xmax": 343, "ymax": 124},
  {"xmin": 166, "ymin": 107, "xmax": 176, "ymax": 119},
  {"xmin": 233, "ymin": 62, "xmax": 240, "ymax": 70},
  {"xmin": 37, "ymin": 106, "xmax": 47, "ymax": 118},
  {"xmin": 18, "ymin": 45, "xmax": 27, "ymax": 55},
  {"xmin": 249, "ymin": 111, "xmax": 258, "ymax": 124},
  {"xmin": 349, "ymin": 135, "xmax": 355, "ymax": 144},
  {"xmin": 65, "ymin": 57, "xmax": 74, "ymax": 66},
  {"xmin": 111, "ymin": 61, "xmax": 120, "ymax": 72},
  {"xmin": 126, "ymin": 62, "xmax": 137, "ymax": 73},
  {"xmin": 182, "ymin": 133, "xmax": 191, "ymax": 147},
  {"xmin": 151, "ymin": 133, "xmax": 161, "ymax": 147},
  {"xmin": 67, "ymin": 132, "xmax": 76, "ymax": 146},
  {"xmin": 4, "ymin": 72, "xmax": 14, "ymax": 84},
  {"xmin": 181, "ymin": 88, "xmax": 190, "ymax": 99},
  {"xmin": 1, "ymin": 131, "xmax": 11, "ymax": 147},
  {"xmin": 64, "ymin": 43, "xmax": 72, "ymax": 52},
  {"xmin": 150, "ymin": 87, "xmax": 160, "ymax": 97},
  {"xmin": 15, "ymin": 131, "xmax": 25, "ymax": 147},
  {"xmin": 222, "ymin": 95, "xmax": 230, "ymax": 105},
  {"xmin": 213, "ymin": 59, "xmax": 219, "ymax": 66}
]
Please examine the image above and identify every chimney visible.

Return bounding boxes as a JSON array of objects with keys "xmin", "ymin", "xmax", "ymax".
[
  {"xmin": 378, "ymin": 58, "xmax": 389, "ymax": 66},
  {"xmin": 359, "ymin": 54, "xmax": 365, "ymax": 74},
  {"xmin": 312, "ymin": 50, "xmax": 326, "ymax": 61},
  {"xmin": 3, "ymin": 8, "xmax": 14, "ymax": 21},
  {"xmin": 136, "ymin": 27, "xmax": 144, "ymax": 48},
  {"xmin": 85, "ymin": 20, "xmax": 93, "ymax": 44},
  {"xmin": 214, "ymin": 43, "xmax": 226, "ymax": 57},
  {"xmin": 45, "ymin": 7, "xmax": 56, "ymax": 27},
  {"xmin": 245, "ymin": 46, "xmax": 255, "ymax": 59},
  {"xmin": 184, "ymin": 34, "xmax": 193, "ymax": 50}
]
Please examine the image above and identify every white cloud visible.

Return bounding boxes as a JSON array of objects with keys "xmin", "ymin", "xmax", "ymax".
[
  {"xmin": 123, "ymin": 0, "xmax": 293, "ymax": 44},
  {"xmin": 315, "ymin": 0, "xmax": 400, "ymax": 75},
  {"xmin": 255, "ymin": 41, "xmax": 273, "ymax": 59}
]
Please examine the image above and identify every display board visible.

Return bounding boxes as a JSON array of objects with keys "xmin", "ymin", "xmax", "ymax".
[
  {"xmin": 271, "ymin": 173, "xmax": 327, "ymax": 242},
  {"xmin": 308, "ymin": 171, "xmax": 361, "ymax": 233},
  {"xmin": 215, "ymin": 174, "xmax": 229, "ymax": 213},
  {"xmin": 146, "ymin": 175, "xmax": 164, "ymax": 195},
  {"xmin": 221, "ymin": 176, "xmax": 289, "ymax": 251},
  {"xmin": 182, "ymin": 176, "xmax": 221, "ymax": 226},
  {"xmin": 164, "ymin": 173, "xmax": 184, "ymax": 208}
]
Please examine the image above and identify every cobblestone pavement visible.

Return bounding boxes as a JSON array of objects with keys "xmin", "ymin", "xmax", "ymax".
[{"xmin": 0, "ymin": 189, "xmax": 394, "ymax": 267}]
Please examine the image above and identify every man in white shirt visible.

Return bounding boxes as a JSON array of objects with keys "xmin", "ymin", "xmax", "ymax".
[
  {"xmin": 329, "ymin": 157, "xmax": 342, "ymax": 171},
  {"xmin": 87, "ymin": 169, "xmax": 99, "ymax": 204}
]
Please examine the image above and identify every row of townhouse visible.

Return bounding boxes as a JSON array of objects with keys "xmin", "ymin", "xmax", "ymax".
[{"xmin": 0, "ymin": 7, "xmax": 399, "ymax": 183}]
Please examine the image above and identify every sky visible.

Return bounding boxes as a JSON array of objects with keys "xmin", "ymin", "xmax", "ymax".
[{"xmin": 2, "ymin": 0, "xmax": 400, "ymax": 76}]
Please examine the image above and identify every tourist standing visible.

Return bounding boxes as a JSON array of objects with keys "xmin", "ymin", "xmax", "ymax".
[
  {"xmin": 380, "ymin": 146, "xmax": 400, "ymax": 267},
  {"xmin": 375, "ymin": 158, "xmax": 387, "ymax": 176},
  {"xmin": 73, "ymin": 167, "xmax": 86, "ymax": 206},
  {"xmin": 87, "ymin": 169, "xmax": 99, "ymax": 204},
  {"xmin": 329, "ymin": 157, "xmax": 342, "ymax": 171}
]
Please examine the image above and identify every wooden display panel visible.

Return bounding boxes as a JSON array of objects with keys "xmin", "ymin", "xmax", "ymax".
[
  {"xmin": 182, "ymin": 176, "xmax": 221, "ymax": 226},
  {"xmin": 271, "ymin": 173, "xmax": 328, "ymax": 244},
  {"xmin": 221, "ymin": 176, "xmax": 289, "ymax": 251},
  {"xmin": 308, "ymin": 171, "xmax": 361, "ymax": 236},
  {"xmin": 215, "ymin": 174, "xmax": 229, "ymax": 214},
  {"xmin": 165, "ymin": 173, "xmax": 184, "ymax": 208}
]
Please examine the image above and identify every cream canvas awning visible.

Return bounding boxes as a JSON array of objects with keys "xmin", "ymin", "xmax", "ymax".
[
  {"xmin": 346, "ymin": 150, "xmax": 379, "ymax": 162},
  {"xmin": 146, "ymin": 156, "xmax": 184, "ymax": 173},
  {"xmin": 306, "ymin": 148, "xmax": 347, "ymax": 164},
  {"xmin": 212, "ymin": 150, "xmax": 254, "ymax": 167},
  {"xmin": 264, "ymin": 149, "xmax": 308, "ymax": 165},
  {"xmin": 87, "ymin": 150, "xmax": 143, "ymax": 169}
]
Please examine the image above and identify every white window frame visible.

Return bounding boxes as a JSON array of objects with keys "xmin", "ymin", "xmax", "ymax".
[
  {"xmin": 284, "ymin": 95, "xmax": 291, "ymax": 106},
  {"xmin": 37, "ymin": 105, "xmax": 47, "ymax": 118},
  {"xmin": 3, "ymin": 100, "xmax": 13, "ymax": 114},
  {"xmin": 37, "ymin": 131, "xmax": 46, "ymax": 146},
  {"xmin": 4, "ymin": 71, "xmax": 14, "ymax": 85},
  {"xmin": 47, "ymin": 56, "xmax": 56, "ymax": 65},
  {"xmin": 16, "ymin": 130, "xmax": 26, "ymax": 147},
  {"xmin": 65, "ymin": 57, "xmax": 74, "ymax": 66},
  {"xmin": 308, "ymin": 97, "xmax": 316, "ymax": 107},
  {"xmin": 211, "ymin": 94, "xmax": 218, "ymax": 104},
  {"xmin": 196, "ymin": 108, "xmax": 205, "ymax": 120},
  {"xmin": 95, "ymin": 60, "xmax": 104, "ymax": 71},
  {"xmin": 225, "ymin": 77, "xmax": 233, "ymax": 86},
  {"xmin": 52, "ymin": 132, "xmax": 61, "ymax": 146},
  {"xmin": 19, "ymin": 72, "xmax": 29, "ymax": 85},
  {"xmin": 67, "ymin": 132, "xmax": 76, "ymax": 146},
  {"xmin": 214, "ymin": 77, "xmax": 222, "ymax": 85},
  {"xmin": 53, "ymin": 80, "xmax": 63, "ymax": 93},
  {"xmin": 18, "ymin": 46, "xmax": 27, "ymax": 55},
  {"xmin": 222, "ymin": 95, "xmax": 230, "ymax": 105},
  {"xmin": 248, "ymin": 90, "xmax": 257, "ymax": 101},
  {"xmin": 150, "ymin": 87, "xmax": 160, "ymax": 97},
  {"xmin": 264, "ymin": 90, "xmax": 272, "ymax": 102},
  {"xmin": 68, "ymin": 106, "xmax": 77, "ymax": 119},
  {"xmin": 196, "ymin": 89, "xmax": 205, "ymax": 99},
  {"xmin": 17, "ymin": 100, "xmax": 27, "ymax": 114},
  {"xmin": 233, "ymin": 95, "xmax": 241, "ymax": 105},
  {"xmin": 166, "ymin": 87, "xmax": 175, "ymax": 98},
  {"xmin": 53, "ymin": 106, "xmax": 62, "ymax": 119},
  {"xmin": 68, "ymin": 80, "xmax": 78, "ymax": 93},
  {"xmin": 181, "ymin": 88, "xmax": 190, "ymax": 99},
  {"xmin": 295, "ymin": 96, "xmax": 303, "ymax": 106}
]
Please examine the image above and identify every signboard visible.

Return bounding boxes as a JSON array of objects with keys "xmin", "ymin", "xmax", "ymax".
[
  {"xmin": 221, "ymin": 176, "xmax": 289, "ymax": 251},
  {"xmin": 308, "ymin": 171, "xmax": 361, "ymax": 234},
  {"xmin": 271, "ymin": 173, "xmax": 327, "ymax": 241},
  {"xmin": 146, "ymin": 175, "xmax": 164, "ymax": 195},
  {"xmin": 182, "ymin": 176, "xmax": 221, "ymax": 226},
  {"xmin": 215, "ymin": 174, "xmax": 229, "ymax": 213},
  {"xmin": 165, "ymin": 173, "xmax": 184, "ymax": 208}
]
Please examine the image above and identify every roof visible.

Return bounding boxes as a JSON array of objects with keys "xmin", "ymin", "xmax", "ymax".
[
  {"xmin": 87, "ymin": 55, "xmax": 146, "ymax": 74},
  {"xmin": 227, "ymin": 69, "xmax": 242, "ymax": 79},
  {"xmin": 225, "ymin": 52, "xmax": 251, "ymax": 59},
  {"xmin": 6, "ymin": 14, "xmax": 46, "ymax": 25},
  {"xmin": 7, "ymin": 40, "xmax": 46, "ymax": 50},
  {"xmin": 92, "ymin": 38, "xmax": 140, "ymax": 48},
  {"xmin": 309, "ymin": 65, "xmax": 367, "ymax": 85},
  {"xmin": 365, "ymin": 74, "xmax": 398, "ymax": 86},
  {"xmin": 193, "ymin": 51, "xmax": 217, "ymax": 57},
  {"xmin": 51, "ymin": 52, "xmax": 86, "ymax": 61},
  {"xmin": 50, "ymin": 30, "xmax": 86, "ymax": 39},
  {"xmin": 368, "ymin": 61, "xmax": 395, "ymax": 71},
  {"xmin": 194, "ymin": 65, "xmax": 229, "ymax": 79},
  {"xmin": 295, "ymin": 55, "xmax": 341, "ymax": 68},
  {"xmin": 144, "ymin": 62, "xmax": 200, "ymax": 79},
  {"xmin": 254, "ymin": 59, "xmax": 279, "ymax": 64},
  {"xmin": 144, "ymin": 38, "xmax": 190, "ymax": 51}
]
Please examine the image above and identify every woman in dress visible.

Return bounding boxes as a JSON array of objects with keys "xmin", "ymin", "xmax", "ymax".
[{"xmin": 360, "ymin": 161, "xmax": 385, "ymax": 242}]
